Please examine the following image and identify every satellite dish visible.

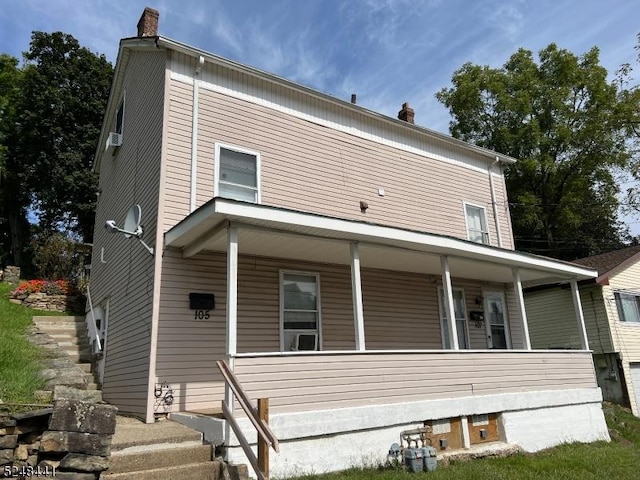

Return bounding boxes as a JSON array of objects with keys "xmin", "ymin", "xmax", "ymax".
[{"xmin": 123, "ymin": 205, "xmax": 142, "ymax": 238}]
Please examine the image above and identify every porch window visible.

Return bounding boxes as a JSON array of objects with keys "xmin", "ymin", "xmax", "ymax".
[
  {"xmin": 465, "ymin": 203, "xmax": 489, "ymax": 245},
  {"xmin": 438, "ymin": 287, "xmax": 470, "ymax": 349},
  {"xmin": 615, "ymin": 292, "xmax": 640, "ymax": 323},
  {"xmin": 281, "ymin": 271, "xmax": 321, "ymax": 351},
  {"xmin": 215, "ymin": 143, "xmax": 260, "ymax": 203}
]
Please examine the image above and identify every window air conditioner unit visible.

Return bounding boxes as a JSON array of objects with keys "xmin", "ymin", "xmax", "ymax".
[
  {"xmin": 105, "ymin": 132, "xmax": 123, "ymax": 150},
  {"xmin": 294, "ymin": 333, "xmax": 318, "ymax": 351}
]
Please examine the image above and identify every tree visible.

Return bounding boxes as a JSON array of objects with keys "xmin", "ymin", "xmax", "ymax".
[
  {"xmin": 17, "ymin": 32, "xmax": 113, "ymax": 242},
  {"xmin": 0, "ymin": 54, "xmax": 30, "ymax": 268},
  {"xmin": 436, "ymin": 44, "xmax": 637, "ymax": 260}
]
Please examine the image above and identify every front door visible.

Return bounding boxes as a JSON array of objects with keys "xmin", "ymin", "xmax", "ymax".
[{"xmin": 484, "ymin": 292, "xmax": 510, "ymax": 349}]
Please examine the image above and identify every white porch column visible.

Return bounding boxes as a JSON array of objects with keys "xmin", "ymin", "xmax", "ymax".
[
  {"xmin": 570, "ymin": 279, "xmax": 590, "ymax": 350},
  {"xmin": 512, "ymin": 267, "xmax": 531, "ymax": 350},
  {"xmin": 350, "ymin": 242, "xmax": 366, "ymax": 351},
  {"xmin": 440, "ymin": 256, "xmax": 459, "ymax": 350},
  {"xmin": 225, "ymin": 225, "xmax": 238, "ymax": 410}
]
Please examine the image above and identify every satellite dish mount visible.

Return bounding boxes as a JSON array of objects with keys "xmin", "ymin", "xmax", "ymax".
[{"xmin": 105, "ymin": 205, "xmax": 154, "ymax": 256}]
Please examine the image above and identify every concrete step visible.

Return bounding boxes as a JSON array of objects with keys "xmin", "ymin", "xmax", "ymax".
[
  {"xmin": 106, "ymin": 444, "xmax": 213, "ymax": 474},
  {"xmin": 101, "ymin": 460, "xmax": 224, "ymax": 480},
  {"xmin": 111, "ymin": 417, "xmax": 203, "ymax": 452},
  {"xmin": 65, "ymin": 352, "xmax": 93, "ymax": 363}
]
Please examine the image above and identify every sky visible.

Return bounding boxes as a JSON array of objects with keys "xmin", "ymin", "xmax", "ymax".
[{"xmin": 1, "ymin": 0, "xmax": 640, "ymax": 233}]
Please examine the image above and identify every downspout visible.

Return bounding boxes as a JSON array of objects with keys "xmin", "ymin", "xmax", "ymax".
[
  {"xmin": 489, "ymin": 156, "xmax": 503, "ymax": 248},
  {"xmin": 190, "ymin": 55, "xmax": 204, "ymax": 212}
]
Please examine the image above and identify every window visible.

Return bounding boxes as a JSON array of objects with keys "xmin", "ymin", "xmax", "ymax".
[
  {"xmin": 465, "ymin": 203, "xmax": 489, "ymax": 245},
  {"xmin": 615, "ymin": 292, "xmax": 640, "ymax": 323},
  {"xmin": 438, "ymin": 287, "xmax": 470, "ymax": 349},
  {"xmin": 280, "ymin": 271, "xmax": 321, "ymax": 351},
  {"xmin": 115, "ymin": 99, "xmax": 124, "ymax": 135},
  {"xmin": 215, "ymin": 143, "xmax": 260, "ymax": 203}
]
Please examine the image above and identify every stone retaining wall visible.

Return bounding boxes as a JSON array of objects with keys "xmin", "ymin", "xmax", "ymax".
[
  {"xmin": 10, "ymin": 294, "xmax": 84, "ymax": 314},
  {"xmin": 0, "ymin": 389, "xmax": 116, "ymax": 479}
]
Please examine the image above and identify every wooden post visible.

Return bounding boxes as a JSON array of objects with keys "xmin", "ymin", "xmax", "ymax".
[{"xmin": 258, "ymin": 398, "xmax": 269, "ymax": 479}]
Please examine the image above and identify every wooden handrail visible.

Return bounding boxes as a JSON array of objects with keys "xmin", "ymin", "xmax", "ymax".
[{"xmin": 216, "ymin": 360, "xmax": 280, "ymax": 453}]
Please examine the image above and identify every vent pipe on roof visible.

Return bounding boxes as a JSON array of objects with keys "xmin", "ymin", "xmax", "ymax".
[
  {"xmin": 351, "ymin": 94, "xmax": 357, "ymax": 104},
  {"xmin": 398, "ymin": 102, "xmax": 415, "ymax": 124},
  {"xmin": 137, "ymin": 7, "xmax": 160, "ymax": 37}
]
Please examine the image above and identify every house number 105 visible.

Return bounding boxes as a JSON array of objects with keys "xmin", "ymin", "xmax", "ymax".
[{"xmin": 194, "ymin": 310, "xmax": 210, "ymax": 320}]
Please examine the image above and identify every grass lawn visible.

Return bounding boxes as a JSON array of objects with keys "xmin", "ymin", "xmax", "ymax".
[
  {"xmin": 293, "ymin": 404, "xmax": 640, "ymax": 480},
  {"xmin": 0, "ymin": 282, "xmax": 65, "ymax": 404}
]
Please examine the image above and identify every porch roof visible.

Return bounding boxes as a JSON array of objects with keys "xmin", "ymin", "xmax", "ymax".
[{"xmin": 164, "ymin": 198, "xmax": 597, "ymax": 286}]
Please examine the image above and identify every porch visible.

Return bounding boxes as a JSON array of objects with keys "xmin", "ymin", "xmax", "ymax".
[{"xmin": 162, "ymin": 199, "xmax": 606, "ymax": 476}]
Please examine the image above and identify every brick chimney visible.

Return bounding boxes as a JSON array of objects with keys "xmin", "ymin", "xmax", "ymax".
[
  {"xmin": 137, "ymin": 7, "xmax": 160, "ymax": 37},
  {"xmin": 398, "ymin": 102, "xmax": 415, "ymax": 124}
]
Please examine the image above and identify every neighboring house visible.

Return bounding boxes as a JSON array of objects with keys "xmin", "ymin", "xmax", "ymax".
[
  {"xmin": 86, "ymin": 8, "xmax": 608, "ymax": 477},
  {"xmin": 526, "ymin": 245, "xmax": 640, "ymax": 414}
]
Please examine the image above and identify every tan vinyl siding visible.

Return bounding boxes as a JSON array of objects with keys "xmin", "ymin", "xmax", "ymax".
[
  {"xmin": 233, "ymin": 351, "xmax": 597, "ymax": 414},
  {"xmin": 156, "ymin": 249, "xmax": 524, "ymax": 411},
  {"xmin": 89, "ymin": 50, "xmax": 166, "ymax": 418},
  {"xmin": 164, "ymin": 78, "xmax": 193, "ymax": 227},
  {"xmin": 605, "ymin": 261, "xmax": 640, "ymax": 414},
  {"xmin": 163, "ymin": 77, "xmax": 514, "ymax": 249},
  {"xmin": 525, "ymin": 286, "xmax": 613, "ymax": 354}
]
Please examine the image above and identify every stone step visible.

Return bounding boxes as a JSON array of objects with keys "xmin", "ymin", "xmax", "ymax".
[
  {"xmin": 65, "ymin": 352, "xmax": 93, "ymax": 363},
  {"xmin": 106, "ymin": 444, "xmax": 213, "ymax": 474},
  {"xmin": 101, "ymin": 460, "xmax": 224, "ymax": 480},
  {"xmin": 33, "ymin": 315, "xmax": 85, "ymax": 323},
  {"xmin": 77, "ymin": 363, "xmax": 93, "ymax": 373}
]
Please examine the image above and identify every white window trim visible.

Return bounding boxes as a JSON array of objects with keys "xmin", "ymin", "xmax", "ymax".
[
  {"xmin": 438, "ymin": 286, "xmax": 470, "ymax": 349},
  {"xmin": 214, "ymin": 142, "xmax": 261, "ymax": 203},
  {"xmin": 463, "ymin": 201, "xmax": 490, "ymax": 245},
  {"xmin": 482, "ymin": 290, "xmax": 511, "ymax": 349},
  {"xmin": 279, "ymin": 270, "xmax": 322, "ymax": 352}
]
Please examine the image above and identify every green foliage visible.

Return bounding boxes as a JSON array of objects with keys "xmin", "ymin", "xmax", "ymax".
[
  {"xmin": 0, "ymin": 32, "xmax": 113, "ymax": 270},
  {"xmin": 32, "ymin": 232, "xmax": 87, "ymax": 282},
  {"xmin": 436, "ymin": 44, "xmax": 638, "ymax": 259},
  {"xmin": 18, "ymin": 32, "xmax": 113, "ymax": 242},
  {"xmin": 0, "ymin": 54, "xmax": 30, "ymax": 268}
]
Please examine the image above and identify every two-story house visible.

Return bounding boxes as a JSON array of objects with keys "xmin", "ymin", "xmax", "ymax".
[{"xmin": 86, "ymin": 8, "xmax": 609, "ymax": 477}]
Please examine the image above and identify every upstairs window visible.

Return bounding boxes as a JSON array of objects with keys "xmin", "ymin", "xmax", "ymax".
[
  {"xmin": 465, "ymin": 203, "xmax": 489, "ymax": 245},
  {"xmin": 215, "ymin": 143, "xmax": 260, "ymax": 203},
  {"xmin": 115, "ymin": 100, "xmax": 124, "ymax": 134},
  {"xmin": 615, "ymin": 292, "xmax": 640, "ymax": 323}
]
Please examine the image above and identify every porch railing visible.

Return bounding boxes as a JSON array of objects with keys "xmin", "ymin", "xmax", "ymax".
[{"xmin": 216, "ymin": 359, "xmax": 280, "ymax": 480}]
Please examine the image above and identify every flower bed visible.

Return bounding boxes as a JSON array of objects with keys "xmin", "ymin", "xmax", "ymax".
[{"xmin": 10, "ymin": 280, "xmax": 84, "ymax": 313}]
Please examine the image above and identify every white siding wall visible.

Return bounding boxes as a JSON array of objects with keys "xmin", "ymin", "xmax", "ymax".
[{"xmin": 90, "ymin": 51, "xmax": 166, "ymax": 418}]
